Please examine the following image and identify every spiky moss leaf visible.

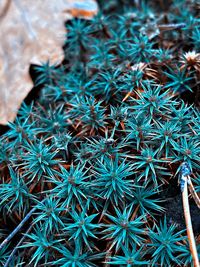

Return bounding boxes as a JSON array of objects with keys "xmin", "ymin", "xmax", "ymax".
[
  {"xmin": 0, "ymin": 1, "xmax": 200, "ymax": 265},
  {"xmin": 147, "ymin": 217, "xmax": 186, "ymax": 267}
]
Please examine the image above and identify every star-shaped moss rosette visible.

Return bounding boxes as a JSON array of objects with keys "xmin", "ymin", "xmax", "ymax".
[{"xmin": 0, "ymin": 1, "xmax": 200, "ymax": 266}]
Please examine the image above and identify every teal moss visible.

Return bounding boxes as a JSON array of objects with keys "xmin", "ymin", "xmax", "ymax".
[{"xmin": 0, "ymin": 0, "xmax": 200, "ymax": 266}]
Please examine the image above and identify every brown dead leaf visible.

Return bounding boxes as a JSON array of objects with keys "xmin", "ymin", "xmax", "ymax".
[{"xmin": 0, "ymin": 0, "xmax": 98, "ymax": 125}]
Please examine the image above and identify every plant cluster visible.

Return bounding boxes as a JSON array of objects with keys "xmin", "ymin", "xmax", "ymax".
[{"xmin": 0, "ymin": 0, "xmax": 200, "ymax": 266}]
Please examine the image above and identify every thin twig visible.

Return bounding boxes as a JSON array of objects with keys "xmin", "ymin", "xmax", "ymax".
[
  {"xmin": 131, "ymin": 204, "xmax": 140, "ymax": 221},
  {"xmin": 182, "ymin": 174, "xmax": 200, "ymax": 267},
  {"xmin": 188, "ymin": 176, "xmax": 200, "ymax": 209},
  {"xmin": 4, "ymin": 224, "xmax": 33, "ymax": 267},
  {"xmin": 0, "ymin": 200, "xmax": 44, "ymax": 251},
  {"xmin": 158, "ymin": 23, "xmax": 186, "ymax": 31}
]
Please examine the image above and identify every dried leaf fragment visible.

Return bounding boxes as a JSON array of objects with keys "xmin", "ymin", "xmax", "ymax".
[{"xmin": 0, "ymin": 0, "xmax": 98, "ymax": 125}]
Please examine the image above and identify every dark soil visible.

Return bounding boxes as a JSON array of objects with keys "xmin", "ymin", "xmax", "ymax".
[{"xmin": 164, "ymin": 193, "xmax": 200, "ymax": 235}]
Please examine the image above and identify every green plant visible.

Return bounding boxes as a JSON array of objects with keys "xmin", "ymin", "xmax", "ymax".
[
  {"xmin": 131, "ymin": 185, "xmax": 164, "ymax": 217},
  {"xmin": 164, "ymin": 67, "xmax": 193, "ymax": 93},
  {"xmin": 131, "ymin": 146, "xmax": 169, "ymax": 186},
  {"xmin": 102, "ymin": 205, "xmax": 145, "ymax": 251},
  {"xmin": 49, "ymin": 242, "xmax": 104, "ymax": 267},
  {"xmin": 64, "ymin": 207, "xmax": 100, "ymax": 250},
  {"xmin": 147, "ymin": 217, "xmax": 186, "ymax": 266},
  {"xmin": 125, "ymin": 34, "xmax": 154, "ymax": 63},
  {"xmin": 131, "ymin": 84, "xmax": 176, "ymax": 119},
  {"xmin": 33, "ymin": 197, "xmax": 65, "ymax": 233},
  {"xmin": 92, "ymin": 156, "xmax": 134, "ymax": 212},
  {"xmin": 19, "ymin": 139, "xmax": 60, "ymax": 183},
  {"xmin": 34, "ymin": 61, "xmax": 60, "ymax": 86},
  {"xmin": 106, "ymin": 245, "xmax": 148, "ymax": 266},
  {"xmin": 0, "ymin": 1, "xmax": 200, "ymax": 266},
  {"xmin": 178, "ymin": 241, "xmax": 200, "ymax": 267},
  {"xmin": 19, "ymin": 223, "xmax": 62, "ymax": 267},
  {"xmin": 0, "ymin": 167, "xmax": 34, "ymax": 217},
  {"xmin": 49, "ymin": 163, "xmax": 91, "ymax": 209}
]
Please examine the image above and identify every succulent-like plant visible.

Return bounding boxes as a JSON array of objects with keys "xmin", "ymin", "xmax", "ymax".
[
  {"xmin": 6, "ymin": 117, "xmax": 37, "ymax": 146},
  {"xmin": 178, "ymin": 241, "xmax": 200, "ymax": 267},
  {"xmin": 19, "ymin": 223, "xmax": 62, "ymax": 267},
  {"xmin": 92, "ymin": 156, "xmax": 134, "ymax": 212},
  {"xmin": 151, "ymin": 120, "xmax": 183, "ymax": 157},
  {"xmin": 81, "ymin": 130, "xmax": 126, "ymax": 162},
  {"xmin": 164, "ymin": 67, "xmax": 193, "ymax": 93},
  {"xmin": 172, "ymin": 137, "xmax": 200, "ymax": 171},
  {"xmin": 36, "ymin": 104, "xmax": 69, "ymax": 136},
  {"xmin": 19, "ymin": 139, "xmax": 60, "ymax": 183},
  {"xmin": 33, "ymin": 197, "xmax": 65, "ymax": 233},
  {"xmin": 64, "ymin": 207, "xmax": 100, "ymax": 250},
  {"xmin": 65, "ymin": 19, "xmax": 92, "ymax": 56},
  {"xmin": 49, "ymin": 242, "xmax": 104, "ymax": 267},
  {"xmin": 147, "ymin": 217, "xmax": 186, "ymax": 266},
  {"xmin": 106, "ymin": 245, "xmax": 149, "ymax": 266},
  {"xmin": 102, "ymin": 205, "xmax": 145, "ymax": 251},
  {"xmin": 131, "ymin": 185, "xmax": 164, "ymax": 217},
  {"xmin": 90, "ymin": 42, "xmax": 115, "ymax": 69},
  {"xmin": 94, "ymin": 68, "xmax": 122, "ymax": 100},
  {"xmin": 70, "ymin": 95, "xmax": 106, "ymax": 133},
  {"xmin": 34, "ymin": 61, "xmax": 60, "ymax": 86},
  {"xmin": 126, "ymin": 116, "xmax": 152, "ymax": 150},
  {"xmin": 0, "ymin": 167, "xmax": 34, "ymax": 217},
  {"xmin": 50, "ymin": 163, "xmax": 92, "ymax": 209},
  {"xmin": 131, "ymin": 146, "xmax": 170, "ymax": 186},
  {"xmin": 126, "ymin": 34, "xmax": 154, "ymax": 63},
  {"xmin": 131, "ymin": 83, "xmax": 176, "ymax": 119}
]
